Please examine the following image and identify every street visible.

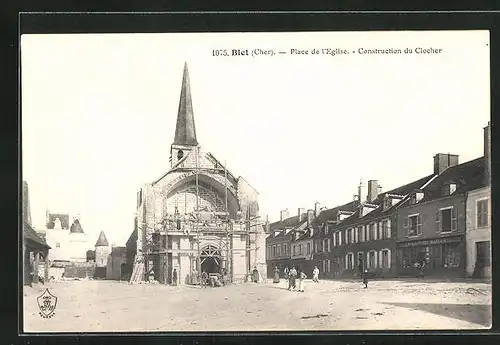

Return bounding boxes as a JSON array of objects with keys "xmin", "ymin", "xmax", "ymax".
[{"xmin": 23, "ymin": 278, "xmax": 491, "ymax": 332}]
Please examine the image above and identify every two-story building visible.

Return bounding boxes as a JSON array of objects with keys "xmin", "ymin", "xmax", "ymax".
[
  {"xmin": 465, "ymin": 122, "xmax": 491, "ymax": 279},
  {"xmin": 265, "ymin": 209, "xmax": 303, "ymax": 278},
  {"xmin": 396, "ymin": 152, "xmax": 485, "ymax": 278},
  {"xmin": 329, "ymin": 174, "xmax": 436, "ymax": 279},
  {"xmin": 311, "ymin": 201, "xmax": 358, "ymax": 279}
]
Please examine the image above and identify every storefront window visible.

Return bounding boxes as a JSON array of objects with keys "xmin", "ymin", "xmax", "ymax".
[{"xmin": 442, "ymin": 243, "xmax": 460, "ymax": 268}]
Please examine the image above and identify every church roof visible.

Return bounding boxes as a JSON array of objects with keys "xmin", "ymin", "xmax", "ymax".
[
  {"xmin": 70, "ymin": 219, "xmax": 84, "ymax": 233},
  {"xmin": 173, "ymin": 62, "xmax": 198, "ymax": 146},
  {"xmin": 95, "ymin": 231, "xmax": 109, "ymax": 247}
]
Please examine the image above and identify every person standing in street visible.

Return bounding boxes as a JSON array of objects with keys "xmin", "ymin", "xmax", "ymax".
[
  {"xmin": 273, "ymin": 266, "xmax": 280, "ymax": 284},
  {"xmin": 252, "ymin": 266, "xmax": 259, "ymax": 283},
  {"xmin": 312, "ymin": 266, "xmax": 320, "ymax": 283},
  {"xmin": 298, "ymin": 270, "xmax": 307, "ymax": 292},
  {"xmin": 201, "ymin": 270, "xmax": 208, "ymax": 288},
  {"xmin": 172, "ymin": 268, "xmax": 178, "ymax": 286},
  {"xmin": 362, "ymin": 269, "xmax": 368, "ymax": 289},
  {"xmin": 288, "ymin": 266, "xmax": 297, "ymax": 291}
]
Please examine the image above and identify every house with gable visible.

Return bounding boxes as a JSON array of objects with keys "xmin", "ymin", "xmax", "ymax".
[{"xmin": 397, "ymin": 128, "xmax": 489, "ymax": 278}]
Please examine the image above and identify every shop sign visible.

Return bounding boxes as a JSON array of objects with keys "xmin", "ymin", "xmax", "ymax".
[{"xmin": 398, "ymin": 236, "xmax": 463, "ymax": 248}]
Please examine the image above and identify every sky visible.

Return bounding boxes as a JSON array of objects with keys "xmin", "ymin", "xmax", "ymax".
[{"xmin": 21, "ymin": 31, "xmax": 490, "ymax": 249}]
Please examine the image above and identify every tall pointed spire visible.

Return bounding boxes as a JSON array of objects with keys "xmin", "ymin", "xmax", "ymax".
[{"xmin": 173, "ymin": 62, "xmax": 198, "ymax": 146}]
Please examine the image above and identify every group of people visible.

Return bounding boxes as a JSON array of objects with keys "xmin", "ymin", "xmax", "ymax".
[{"xmin": 273, "ymin": 265, "xmax": 321, "ymax": 292}]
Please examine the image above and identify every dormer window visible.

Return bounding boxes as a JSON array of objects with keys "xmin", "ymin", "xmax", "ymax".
[
  {"xmin": 410, "ymin": 191, "xmax": 424, "ymax": 205},
  {"xmin": 383, "ymin": 197, "xmax": 392, "ymax": 210},
  {"xmin": 442, "ymin": 182, "xmax": 457, "ymax": 196}
]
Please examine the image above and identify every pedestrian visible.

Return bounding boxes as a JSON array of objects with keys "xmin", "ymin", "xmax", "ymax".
[
  {"xmin": 298, "ymin": 270, "xmax": 307, "ymax": 292},
  {"xmin": 172, "ymin": 268, "xmax": 178, "ymax": 286},
  {"xmin": 273, "ymin": 266, "xmax": 280, "ymax": 284},
  {"xmin": 252, "ymin": 266, "xmax": 259, "ymax": 283},
  {"xmin": 201, "ymin": 270, "xmax": 208, "ymax": 288},
  {"xmin": 312, "ymin": 266, "xmax": 320, "ymax": 283},
  {"xmin": 362, "ymin": 269, "xmax": 368, "ymax": 289},
  {"xmin": 288, "ymin": 266, "xmax": 297, "ymax": 291}
]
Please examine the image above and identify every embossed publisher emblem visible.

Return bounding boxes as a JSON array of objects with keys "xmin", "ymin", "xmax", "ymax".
[{"xmin": 37, "ymin": 288, "xmax": 57, "ymax": 318}]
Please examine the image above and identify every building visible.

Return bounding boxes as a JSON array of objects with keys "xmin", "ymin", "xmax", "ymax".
[
  {"xmin": 36, "ymin": 210, "xmax": 89, "ymax": 263},
  {"xmin": 22, "ymin": 181, "xmax": 51, "ymax": 285},
  {"xmin": 94, "ymin": 231, "xmax": 110, "ymax": 278},
  {"xmin": 465, "ymin": 123, "xmax": 491, "ymax": 278},
  {"xmin": 129, "ymin": 63, "xmax": 265, "ymax": 285},
  {"xmin": 310, "ymin": 200, "xmax": 359, "ymax": 279},
  {"xmin": 396, "ymin": 153, "xmax": 485, "ymax": 278},
  {"xmin": 265, "ymin": 209, "xmax": 304, "ymax": 277},
  {"xmin": 106, "ymin": 246, "xmax": 129, "ymax": 280}
]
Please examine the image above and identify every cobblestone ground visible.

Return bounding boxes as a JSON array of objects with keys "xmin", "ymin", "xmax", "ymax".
[{"xmin": 23, "ymin": 278, "xmax": 491, "ymax": 332}]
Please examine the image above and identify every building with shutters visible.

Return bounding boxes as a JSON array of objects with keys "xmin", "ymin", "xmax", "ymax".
[
  {"xmin": 396, "ymin": 150, "xmax": 486, "ymax": 277},
  {"xmin": 328, "ymin": 175, "xmax": 435, "ymax": 279},
  {"xmin": 464, "ymin": 122, "xmax": 491, "ymax": 279}
]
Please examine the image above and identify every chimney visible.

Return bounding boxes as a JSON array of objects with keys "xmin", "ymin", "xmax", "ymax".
[
  {"xmin": 433, "ymin": 153, "xmax": 459, "ymax": 175},
  {"xmin": 306, "ymin": 209, "xmax": 314, "ymax": 226},
  {"xmin": 357, "ymin": 180, "xmax": 366, "ymax": 204},
  {"xmin": 280, "ymin": 209, "xmax": 289, "ymax": 221},
  {"xmin": 298, "ymin": 208, "xmax": 305, "ymax": 222},
  {"xmin": 367, "ymin": 180, "xmax": 379, "ymax": 203},
  {"xmin": 314, "ymin": 202, "xmax": 321, "ymax": 217},
  {"xmin": 484, "ymin": 122, "xmax": 491, "ymax": 185}
]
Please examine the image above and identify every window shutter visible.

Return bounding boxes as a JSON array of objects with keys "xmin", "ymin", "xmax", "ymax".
[
  {"xmin": 374, "ymin": 251, "xmax": 378, "ymax": 269},
  {"xmin": 403, "ymin": 218, "xmax": 409, "ymax": 237},
  {"xmin": 417, "ymin": 215, "xmax": 422, "ymax": 235},
  {"xmin": 345, "ymin": 255, "xmax": 348, "ymax": 269},
  {"xmin": 388, "ymin": 249, "xmax": 392, "ymax": 269},
  {"xmin": 436, "ymin": 210, "xmax": 441, "ymax": 232},
  {"xmin": 339, "ymin": 231, "xmax": 342, "ymax": 246},
  {"xmin": 387, "ymin": 219, "xmax": 392, "ymax": 238},
  {"xmin": 333, "ymin": 233, "xmax": 336, "ymax": 247},
  {"xmin": 452, "ymin": 207, "xmax": 458, "ymax": 231},
  {"xmin": 374, "ymin": 223, "xmax": 378, "ymax": 240},
  {"xmin": 354, "ymin": 228, "xmax": 358, "ymax": 243},
  {"xmin": 379, "ymin": 250, "xmax": 383, "ymax": 268},
  {"xmin": 366, "ymin": 252, "xmax": 370, "ymax": 269}
]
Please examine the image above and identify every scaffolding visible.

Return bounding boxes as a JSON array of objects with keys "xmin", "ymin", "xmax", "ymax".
[{"xmin": 130, "ymin": 147, "xmax": 264, "ymax": 285}]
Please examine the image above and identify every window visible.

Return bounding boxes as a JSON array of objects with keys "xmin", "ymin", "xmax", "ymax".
[
  {"xmin": 442, "ymin": 243, "xmax": 460, "ymax": 268},
  {"xmin": 56, "ymin": 242, "xmax": 60, "ymax": 248},
  {"xmin": 327, "ymin": 238, "xmax": 331, "ymax": 252},
  {"xmin": 364, "ymin": 226, "xmax": 369, "ymax": 242},
  {"xmin": 383, "ymin": 197, "xmax": 392, "ymax": 210},
  {"xmin": 335, "ymin": 232, "xmax": 341, "ymax": 246},
  {"xmin": 381, "ymin": 249, "xmax": 390, "ymax": 268},
  {"xmin": 405, "ymin": 214, "xmax": 422, "ymax": 236},
  {"xmin": 367, "ymin": 251, "xmax": 376, "ymax": 269},
  {"xmin": 307, "ymin": 242, "xmax": 311, "ymax": 254},
  {"xmin": 284, "ymin": 244, "xmax": 288, "ymax": 255},
  {"xmin": 381, "ymin": 220, "xmax": 390, "ymax": 239},
  {"xmin": 101, "ymin": 259, "xmax": 104, "ymax": 265},
  {"xmin": 357, "ymin": 252, "xmax": 364, "ymax": 270},
  {"xmin": 357, "ymin": 226, "xmax": 363, "ymax": 242},
  {"xmin": 436, "ymin": 207, "xmax": 457, "ymax": 233},
  {"xmin": 477, "ymin": 199, "xmax": 489, "ymax": 228},
  {"xmin": 347, "ymin": 253, "xmax": 354, "ymax": 270},
  {"xmin": 347, "ymin": 228, "xmax": 353, "ymax": 244},
  {"xmin": 377, "ymin": 223, "xmax": 382, "ymax": 240},
  {"xmin": 299, "ymin": 244, "xmax": 302, "ymax": 255},
  {"xmin": 369, "ymin": 223, "xmax": 376, "ymax": 241}
]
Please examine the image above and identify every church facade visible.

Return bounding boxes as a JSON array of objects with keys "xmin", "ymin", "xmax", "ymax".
[{"xmin": 129, "ymin": 63, "xmax": 266, "ymax": 285}]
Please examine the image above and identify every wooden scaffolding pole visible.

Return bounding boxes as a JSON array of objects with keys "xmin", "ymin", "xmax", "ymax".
[
  {"xmin": 224, "ymin": 160, "xmax": 230, "ymax": 281},
  {"xmin": 196, "ymin": 146, "xmax": 201, "ymax": 277}
]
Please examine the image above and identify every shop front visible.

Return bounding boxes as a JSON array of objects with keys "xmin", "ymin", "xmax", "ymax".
[{"xmin": 397, "ymin": 235, "xmax": 465, "ymax": 277}]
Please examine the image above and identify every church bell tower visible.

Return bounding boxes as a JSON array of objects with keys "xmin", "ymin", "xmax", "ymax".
[{"xmin": 170, "ymin": 62, "xmax": 198, "ymax": 167}]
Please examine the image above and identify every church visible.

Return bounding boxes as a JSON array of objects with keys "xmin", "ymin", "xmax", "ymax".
[{"xmin": 128, "ymin": 63, "xmax": 266, "ymax": 285}]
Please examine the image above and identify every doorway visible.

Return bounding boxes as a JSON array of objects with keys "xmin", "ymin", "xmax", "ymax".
[
  {"xmin": 200, "ymin": 244, "xmax": 222, "ymax": 274},
  {"xmin": 473, "ymin": 241, "xmax": 490, "ymax": 278}
]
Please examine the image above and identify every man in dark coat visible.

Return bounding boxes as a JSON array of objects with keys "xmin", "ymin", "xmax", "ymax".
[{"xmin": 172, "ymin": 268, "xmax": 178, "ymax": 286}]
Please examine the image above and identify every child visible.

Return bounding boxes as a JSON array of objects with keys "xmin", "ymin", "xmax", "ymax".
[{"xmin": 298, "ymin": 270, "xmax": 307, "ymax": 292}]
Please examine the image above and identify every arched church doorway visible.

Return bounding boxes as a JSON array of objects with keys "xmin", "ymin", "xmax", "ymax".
[{"xmin": 200, "ymin": 244, "xmax": 222, "ymax": 274}]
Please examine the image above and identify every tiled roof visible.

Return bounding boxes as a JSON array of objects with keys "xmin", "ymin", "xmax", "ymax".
[
  {"xmin": 419, "ymin": 157, "xmax": 485, "ymax": 203},
  {"xmin": 95, "ymin": 231, "xmax": 109, "ymax": 247},
  {"xmin": 70, "ymin": 219, "xmax": 84, "ymax": 234},
  {"xmin": 24, "ymin": 222, "xmax": 51, "ymax": 250},
  {"xmin": 312, "ymin": 200, "xmax": 359, "ymax": 226},
  {"xmin": 337, "ymin": 173, "xmax": 436, "ymax": 228},
  {"xmin": 269, "ymin": 214, "xmax": 305, "ymax": 231}
]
